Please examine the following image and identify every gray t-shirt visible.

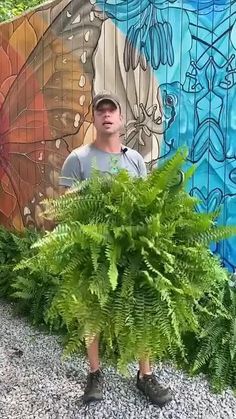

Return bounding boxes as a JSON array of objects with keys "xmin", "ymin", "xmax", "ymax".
[{"xmin": 59, "ymin": 144, "xmax": 147, "ymax": 187}]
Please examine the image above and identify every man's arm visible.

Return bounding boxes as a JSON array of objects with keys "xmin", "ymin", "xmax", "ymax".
[{"xmin": 58, "ymin": 185, "xmax": 70, "ymax": 196}]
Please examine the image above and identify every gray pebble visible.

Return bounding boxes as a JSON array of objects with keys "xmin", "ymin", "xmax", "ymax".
[{"xmin": 0, "ymin": 300, "xmax": 236, "ymax": 419}]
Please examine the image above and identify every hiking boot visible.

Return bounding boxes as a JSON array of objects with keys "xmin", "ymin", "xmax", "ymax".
[
  {"xmin": 83, "ymin": 369, "xmax": 103, "ymax": 403},
  {"xmin": 137, "ymin": 370, "xmax": 172, "ymax": 407}
]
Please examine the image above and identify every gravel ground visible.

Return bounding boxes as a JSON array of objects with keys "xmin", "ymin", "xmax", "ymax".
[{"xmin": 0, "ymin": 300, "xmax": 236, "ymax": 419}]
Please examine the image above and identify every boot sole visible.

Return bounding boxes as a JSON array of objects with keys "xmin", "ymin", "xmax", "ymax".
[{"xmin": 83, "ymin": 394, "xmax": 103, "ymax": 404}]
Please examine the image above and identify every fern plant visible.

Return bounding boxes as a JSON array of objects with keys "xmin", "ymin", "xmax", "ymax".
[
  {"xmin": 0, "ymin": 227, "xmax": 19, "ymax": 297},
  {"xmin": 191, "ymin": 275, "xmax": 236, "ymax": 391},
  {"xmin": 17, "ymin": 149, "xmax": 236, "ymax": 373},
  {"xmin": 0, "ymin": 226, "xmax": 61, "ymax": 326},
  {"xmin": 0, "ymin": 227, "xmax": 39, "ymax": 297}
]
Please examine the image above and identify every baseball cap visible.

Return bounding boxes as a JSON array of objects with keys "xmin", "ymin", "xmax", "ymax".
[{"xmin": 92, "ymin": 91, "xmax": 121, "ymax": 112}]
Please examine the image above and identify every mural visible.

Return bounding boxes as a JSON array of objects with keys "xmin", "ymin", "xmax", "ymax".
[{"xmin": 0, "ymin": 0, "xmax": 236, "ymax": 270}]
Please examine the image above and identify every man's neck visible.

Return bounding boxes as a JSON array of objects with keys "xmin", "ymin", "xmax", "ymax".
[{"xmin": 93, "ymin": 134, "xmax": 121, "ymax": 153}]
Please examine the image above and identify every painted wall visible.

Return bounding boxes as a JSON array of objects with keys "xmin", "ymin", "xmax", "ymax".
[{"xmin": 0, "ymin": 0, "xmax": 236, "ymax": 270}]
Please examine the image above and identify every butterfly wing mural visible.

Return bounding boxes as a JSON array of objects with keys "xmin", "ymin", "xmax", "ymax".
[
  {"xmin": 0, "ymin": 0, "xmax": 162, "ymax": 230},
  {"xmin": 0, "ymin": 0, "xmax": 101, "ymax": 230}
]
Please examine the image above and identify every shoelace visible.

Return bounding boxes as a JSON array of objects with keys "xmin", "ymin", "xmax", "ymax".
[
  {"xmin": 89, "ymin": 371, "xmax": 102, "ymax": 386},
  {"xmin": 144, "ymin": 375, "xmax": 165, "ymax": 393}
]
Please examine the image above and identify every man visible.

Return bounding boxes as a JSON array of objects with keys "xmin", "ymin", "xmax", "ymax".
[{"xmin": 59, "ymin": 92, "xmax": 172, "ymax": 407}]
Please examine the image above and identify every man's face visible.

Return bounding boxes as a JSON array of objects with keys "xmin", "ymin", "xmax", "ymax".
[{"xmin": 93, "ymin": 100, "xmax": 123, "ymax": 135}]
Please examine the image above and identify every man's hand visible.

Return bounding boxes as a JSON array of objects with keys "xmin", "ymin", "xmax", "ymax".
[{"xmin": 59, "ymin": 185, "xmax": 70, "ymax": 196}]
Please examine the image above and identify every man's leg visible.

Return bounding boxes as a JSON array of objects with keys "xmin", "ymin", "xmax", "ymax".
[
  {"xmin": 139, "ymin": 358, "xmax": 152, "ymax": 377},
  {"xmin": 137, "ymin": 358, "xmax": 172, "ymax": 407},
  {"xmin": 83, "ymin": 336, "xmax": 103, "ymax": 403},
  {"xmin": 87, "ymin": 336, "xmax": 100, "ymax": 372}
]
